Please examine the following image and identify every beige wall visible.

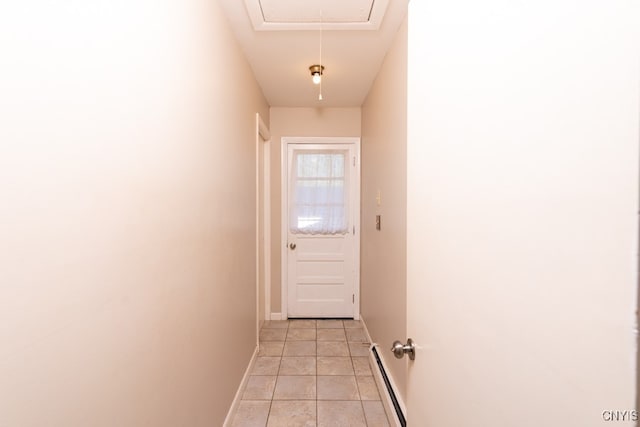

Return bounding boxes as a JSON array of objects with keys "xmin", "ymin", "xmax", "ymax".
[
  {"xmin": 406, "ymin": 0, "xmax": 639, "ymax": 425},
  {"xmin": 360, "ymin": 18, "xmax": 408, "ymax": 403},
  {"xmin": 269, "ymin": 108, "xmax": 361, "ymax": 315},
  {"xmin": 0, "ymin": 1, "xmax": 268, "ymax": 426}
]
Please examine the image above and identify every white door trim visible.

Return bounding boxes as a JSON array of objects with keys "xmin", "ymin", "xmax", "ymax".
[
  {"xmin": 256, "ymin": 113, "xmax": 271, "ymax": 343},
  {"xmin": 280, "ymin": 136, "xmax": 361, "ymax": 320},
  {"xmin": 263, "ymin": 141, "xmax": 271, "ymax": 322}
]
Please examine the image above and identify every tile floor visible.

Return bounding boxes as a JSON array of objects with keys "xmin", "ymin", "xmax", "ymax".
[{"xmin": 230, "ymin": 319, "xmax": 391, "ymax": 427}]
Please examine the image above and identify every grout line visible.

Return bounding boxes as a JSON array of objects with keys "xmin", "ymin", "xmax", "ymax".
[
  {"xmin": 261, "ymin": 320, "xmax": 286, "ymax": 425},
  {"xmin": 266, "ymin": 399, "xmax": 274, "ymax": 427},
  {"xmin": 361, "ymin": 399, "xmax": 368, "ymax": 427}
]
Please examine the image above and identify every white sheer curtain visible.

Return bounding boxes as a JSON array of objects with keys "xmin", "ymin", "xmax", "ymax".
[{"xmin": 289, "ymin": 149, "xmax": 349, "ymax": 235}]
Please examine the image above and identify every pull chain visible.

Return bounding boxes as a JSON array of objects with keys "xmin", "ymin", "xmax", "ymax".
[{"xmin": 318, "ymin": 8, "xmax": 323, "ymax": 101}]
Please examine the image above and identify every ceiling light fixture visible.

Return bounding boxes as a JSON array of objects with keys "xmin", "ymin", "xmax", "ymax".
[{"xmin": 309, "ymin": 65, "xmax": 324, "ymax": 85}]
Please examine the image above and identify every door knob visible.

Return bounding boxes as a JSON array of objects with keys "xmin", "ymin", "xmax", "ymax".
[
  {"xmin": 289, "ymin": 243, "xmax": 296, "ymax": 250},
  {"xmin": 391, "ymin": 338, "xmax": 415, "ymax": 360}
]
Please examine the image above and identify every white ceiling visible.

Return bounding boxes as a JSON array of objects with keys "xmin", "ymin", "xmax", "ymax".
[{"xmin": 217, "ymin": 0, "xmax": 408, "ymax": 108}]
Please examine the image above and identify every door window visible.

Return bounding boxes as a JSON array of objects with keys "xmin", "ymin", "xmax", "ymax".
[{"xmin": 289, "ymin": 149, "xmax": 349, "ymax": 234}]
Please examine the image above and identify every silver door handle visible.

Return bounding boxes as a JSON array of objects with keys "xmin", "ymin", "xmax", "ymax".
[
  {"xmin": 289, "ymin": 243, "xmax": 296, "ymax": 250},
  {"xmin": 391, "ymin": 338, "xmax": 415, "ymax": 360}
]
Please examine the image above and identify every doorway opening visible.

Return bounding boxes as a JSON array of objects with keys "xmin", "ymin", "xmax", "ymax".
[
  {"xmin": 256, "ymin": 113, "xmax": 271, "ymax": 339},
  {"xmin": 280, "ymin": 137, "xmax": 361, "ymax": 319}
]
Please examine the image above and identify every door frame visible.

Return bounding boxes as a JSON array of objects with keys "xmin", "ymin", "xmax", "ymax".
[
  {"xmin": 280, "ymin": 136, "xmax": 361, "ymax": 320},
  {"xmin": 256, "ymin": 113, "xmax": 271, "ymax": 344}
]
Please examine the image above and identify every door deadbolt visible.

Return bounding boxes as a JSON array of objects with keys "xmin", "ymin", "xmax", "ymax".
[
  {"xmin": 289, "ymin": 243, "xmax": 296, "ymax": 250},
  {"xmin": 391, "ymin": 338, "xmax": 415, "ymax": 360}
]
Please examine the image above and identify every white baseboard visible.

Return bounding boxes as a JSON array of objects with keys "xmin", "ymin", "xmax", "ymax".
[
  {"xmin": 222, "ymin": 345, "xmax": 259, "ymax": 427},
  {"xmin": 270, "ymin": 312, "xmax": 284, "ymax": 320},
  {"xmin": 360, "ymin": 314, "xmax": 373, "ymax": 344},
  {"xmin": 360, "ymin": 315, "xmax": 405, "ymax": 427}
]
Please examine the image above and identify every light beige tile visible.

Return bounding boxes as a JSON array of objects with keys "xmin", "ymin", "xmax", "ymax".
[
  {"xmin": 348, "ymin": 342, "xmax": 370, "ymax": 357},
  {"xmin": 343, "ymin": 320, "xmax": 362, "ymax": 329},
  {"xmin": 288, "ymin": 319, "xmax": 316, "ymax": 329},
  {"xmin": 317, "ymin": 401, "xmax": 366, "ymax": 427},
  {"xmin": 317, "ymin": 341, "xmax": 350, "ymax": 357},
  {"xmin": 231, "ymin": 400, "xmax": 271, "ymax": 427},
  {"xmin": 286, "ymin": 328, "xmax": 316, "ymax": 341},
  {"xmin": 242, "ymin": 376, "xmax": 276, "ymax": 400},
  {"xmin": 356, "ymin": 375, "xmax": 380, "ymax": 400},
  {"xmin": 352, "ymin": 357, "xmax": 372, "ymax": 375},
  {"xmin": 260, "ymin": 328, "xmax": 287, "ymax": 342},
  {"xmin": 263, "ymin": 320, "xmax": 289, "ymax": 329},
  {"xmin": 273, "ymin": 376, "xmax": 316, "ymax": 400},
  {"xmin": 279, "ymin": 357, "xmax": 316, "ymax": 375},
  {"xmin": 251, "ymin": 357, "xmax": 281, "ymax": 375},
  {"xmin": 345, "ymin": 328, "xmax": 368, "ymax": 343},
  {"xmin": 362, "ymin": 401, "xmax": 391, "ymax": 426},
  {"xmin": 316, "ymin": 319, "xmax": 344, "ymax": 329},
  {"xmin": 259, "ymin": 341, "xmax": 284, "ymax": 357},
  {"xmin": 317, "ymin": 375, "xmax": 360, "ymax": 400},
  {"xmin": 267, "ymin": 401, "xmax": 316, "ymax": 427},
  {"xmin": 283, "ymin": 341, "xmax": 316, "ymax": 356},
  {"xmin": 317, "ymin": 357, "xmax": 354, "ymax": 375},
  {"xmin": 317, "ymin": 329, "xmax": 346, "ymax": 341}
]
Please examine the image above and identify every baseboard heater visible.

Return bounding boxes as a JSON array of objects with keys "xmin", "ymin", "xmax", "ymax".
[{"xmin": 371, "ymin": 346, "xmax": 407, "ymax": 427}]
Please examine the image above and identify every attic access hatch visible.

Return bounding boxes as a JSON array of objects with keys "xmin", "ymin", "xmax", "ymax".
[{"xmin": 244, "ymin": 0, "xmax": 390, "ymax": 31}]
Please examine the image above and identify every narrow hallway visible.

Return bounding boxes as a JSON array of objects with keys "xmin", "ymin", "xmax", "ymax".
[
  {"xmin": 230, "ymin": 320, "xmax": 390, "ymax": 426},
  {"xmin": 1, "ymin": 1, "xmax": 637, "ymax": 425}
]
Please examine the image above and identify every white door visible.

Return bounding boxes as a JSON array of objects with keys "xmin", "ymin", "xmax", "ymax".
[
  {"xmin": 405, "ymin": 1, "xmax": 638, "ymax": 426},
  {"xmin": 283, "ymin": 138, "xmax": 360, "ymax": 319}
]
